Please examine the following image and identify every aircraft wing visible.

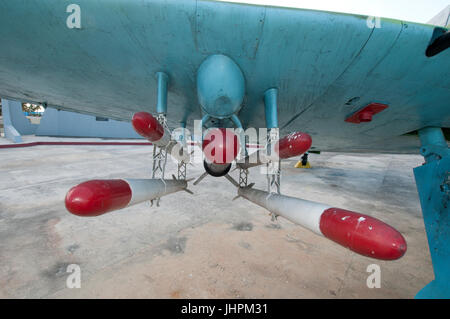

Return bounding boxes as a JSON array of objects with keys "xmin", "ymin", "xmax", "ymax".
[{"xmin": 0, "ymin": 0, "xmax": 449, "ymax": 153}]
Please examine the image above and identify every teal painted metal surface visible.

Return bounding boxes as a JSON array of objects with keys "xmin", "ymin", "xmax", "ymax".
[
  {"xmin": 264, "ymin": 88, "xmax": 278, "ymax": 129},
  {"xmin": 0, "ymin": 1, "xmax": 447, "ymax": 298},
  {"xmin": 197, "ymin": 54, "xmax": 245, "ymax": 119},
  {"xmin": 230, "ymin": 113, "xmax": 243, "ymax": 129},
  {"xmin": 200, "ymin": 114, "xmax": 210, "ymax": 129},
  {"xmin": 155, "ymin": 72, "xmax": 169, "ymax": 115},
  {"xmin": 414, "ymin": 127, "xmax": 450, "ymax": 299},
  {"xmin": 0, "ymin": 0, "xmax": 448, "ymax": 153}
]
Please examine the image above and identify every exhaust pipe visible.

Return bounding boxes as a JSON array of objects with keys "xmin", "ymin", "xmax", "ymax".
[
  {"xmin": 238, "ymin": 186, "xmax": 407, "ymax": 260},
  {"xmin": 65, "ymin": 179, "xmax": 188, "ymax": 217}
]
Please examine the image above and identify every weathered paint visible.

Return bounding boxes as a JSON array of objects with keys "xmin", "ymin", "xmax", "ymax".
[
  {"xmin": 275, "ymin": 131, "xmax": 312, "ymax": 159},
  {"xmin": 414, "ymin": 127, "xmax": 450, "ymax": 299},
  {"xmin": 238, "ymin": 186, "xmax": 407, "ymax": 260},
  {"xmin": 0, "ymin": 0, "xmax": 448, "ymax": 153},
  {"xmin": 320, "ymin": 208, "xmax": 407, "ymax": 260}
]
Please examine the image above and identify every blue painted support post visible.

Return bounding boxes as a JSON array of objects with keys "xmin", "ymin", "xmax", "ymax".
[
  {"xmin": 264, "ymin": 88, "xmax": 278, "ymax": 129},
  {"xmin": 179, "ymin": 122, "xmax": 186, "ymax": 146},
  {"xmin": 156, "ymin": 72, "xmax": 169, "ymax": 115},
  {"xmin": 231, "ymin": 113, "xmax": 246, "ymax": 159},
  {"xmin": 2, "ymin": 99, "xmax": 23, "ymax": 143},
  {"xmin": 414, "ymin": 127, "xmax": 450, "ymax": 299},
  {"xmin": 264, "ymin": 88, "xmax": 279, "ymax": 162}
]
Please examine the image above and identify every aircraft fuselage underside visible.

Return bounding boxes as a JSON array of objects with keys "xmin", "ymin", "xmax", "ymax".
[{"xmin": 63, "ymin": 50, "xmax": 450, "ymax": 297}]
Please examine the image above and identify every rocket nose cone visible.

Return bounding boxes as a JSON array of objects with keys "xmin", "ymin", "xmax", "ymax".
[
  {"xmin": 276, "ymin": 132, "xmax": 312, "ymax": 159},
  {"xmin": 319, "ymin": 208, "xmax": 407, "ymax": 261},
  {"xmin": 65, "ymin": 184, "xmax": 98, "ymax": 217},
  {"xmin": 389, "ymin": 233, "xmax": 407, "ymax": 260},
  {"xmin": 65, "ymin": 180, "xmax": 132, "ymax": 217},
  {"xmin": 366, "ymin": 229, "xmax": 407, "ymax": 261},
  {"xmin": 368, "ymin": 223, "xmax": 407, "ymax": 261},
  {"xmin": 132, "ymin": 112, "xmax": 164, "ymax": 141}
]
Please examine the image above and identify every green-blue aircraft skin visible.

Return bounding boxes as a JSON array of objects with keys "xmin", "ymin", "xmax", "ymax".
[{"xmin": 0, "ymin": 0, "xmax": 449, "ymax": 153}]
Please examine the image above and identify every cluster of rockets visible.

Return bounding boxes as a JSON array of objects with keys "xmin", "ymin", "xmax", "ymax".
[{"xmin": 65, "ymin": 112, "xmax": 406, "ymax": 261}]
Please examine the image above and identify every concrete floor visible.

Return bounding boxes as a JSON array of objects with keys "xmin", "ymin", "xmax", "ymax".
[{"xmin": 0, "ymin": 137, "xmax": 433, "ymax": 298}]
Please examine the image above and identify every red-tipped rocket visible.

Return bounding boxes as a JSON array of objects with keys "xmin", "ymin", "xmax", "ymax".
[
  {"xmin": 132, "ymin": 112, "xmax": 169, "ymax": 145},
  {"xmin": 276, "ymin": 132, "xmax": 312, "ymax": 159},
  {"xmin": 237, "ymin": 131, "xmax": 312, "ymax": 169},
  {"xmin": 65, "ymin": 179, "xmax": 188, "ymax": 217},
  {"xmin": 132, "ymin": 112, "xmax": 189, "ymax": 163},
  {"xmin": 238, "ymin": 186, "xmax": 407, "ymax": 260},
  {"xmin": 202, "ymin": 128, "xmax": 240, "ymax": 164}
]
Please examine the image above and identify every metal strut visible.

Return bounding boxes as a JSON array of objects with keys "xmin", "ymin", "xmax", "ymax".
[
  {"xmin": 239, "ymin": 167, "xmax": 249, "ymax": 188},
  {"xmin": 266, "ymin": 128, "xmax": 281, "ymax": 195},
  {"xmin": 265, "ymin": 128, "xmax": 281, "ymax": 222},
  {"xmin": 177, "ymin": 124, "xmax": 188, "ymax": 181},
  {"xmin": 266, "ymin": 128, "xmax": 281, "ymax": 222},
  {"xmin": 264, "ymin": 88, "xmax": 281, "ymax": 221},
  {"xmin": 177, "ymin": 162, "xmax": 187, "ymax": 180},
  {"xmin": 150, "ymin": 114, "xmax": 169, "ymax": 207},
  {"xmin": 150, "ymin": 72, "xmax": 191, "ymax": 206},
  {"xmin": 238, "ymin": 135, "xmax": 249, "ymax": 188},
  {"xmin": 151, "ymin": 73, "xmax": 170, "ymax": 185}
]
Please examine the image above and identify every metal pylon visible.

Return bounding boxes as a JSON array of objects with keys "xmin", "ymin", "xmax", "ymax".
[
  {"xmin": 266, "ymin": 128, "xmax": 281, "ymax": 195},
  {"xmin": 266, "ymin": 128, "xmax": 281, "ymax": 221},
  {"xmin": 150, "ymin": 114, "xmax": 169, "ymax": 206}
]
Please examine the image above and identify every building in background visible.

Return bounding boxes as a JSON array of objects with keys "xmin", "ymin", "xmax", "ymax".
[{"xmin": 1, "ymin": 98, "xmax": 142, "ymax": 142}]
